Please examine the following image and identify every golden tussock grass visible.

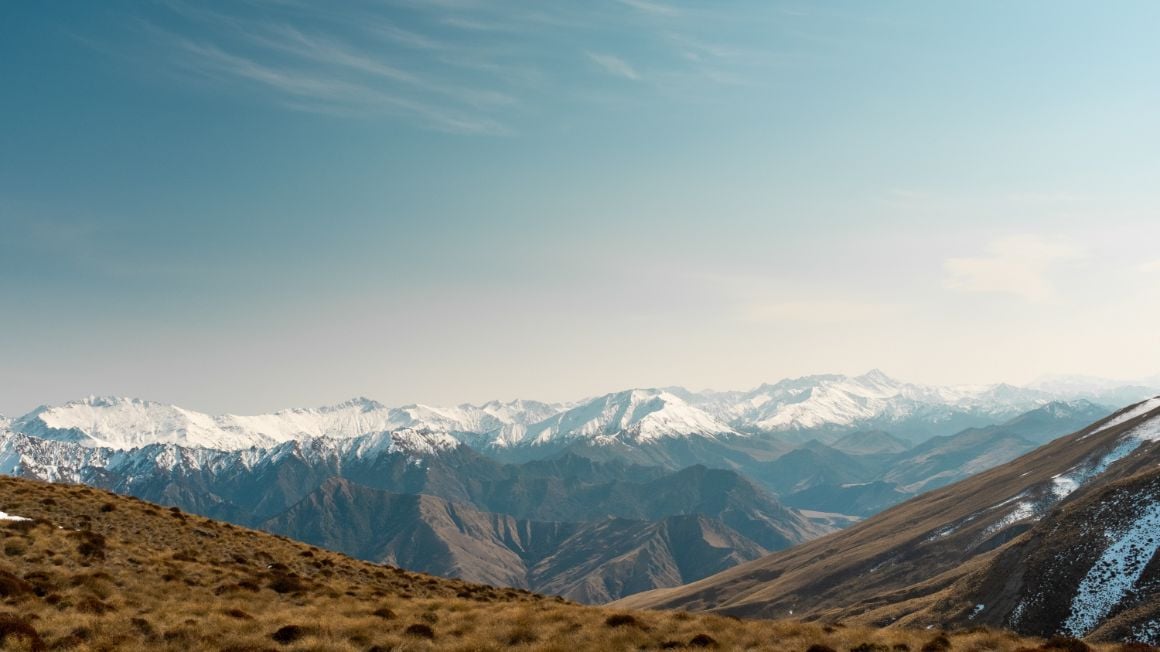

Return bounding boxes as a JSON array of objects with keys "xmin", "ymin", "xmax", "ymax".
[{"xmin": 0, "ymin": 477, "xmax": 1140, "ymax": 651}]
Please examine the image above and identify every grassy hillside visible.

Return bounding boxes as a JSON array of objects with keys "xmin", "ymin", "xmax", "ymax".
[{"xmin": 0, "ymin": 476, "xmax": 1114, "ymax": 651}]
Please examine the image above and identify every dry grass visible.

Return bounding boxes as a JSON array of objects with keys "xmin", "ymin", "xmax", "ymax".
[{"xmin": 0, "ymin": 476, "xmax": 1135, "ymax": 651}]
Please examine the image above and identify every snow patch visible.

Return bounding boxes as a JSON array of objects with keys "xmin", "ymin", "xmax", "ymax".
[
  {"xmin": 1009, "ymin": 600, "xmax": 1026, "ymax": 627},
  {"xmin": 1052, "ymin": 415, "xmax": 1160, "ymax": 501},
  {"xmin": 1063, "ymin": 500, "xmax": 1160, "ymax": 636},
  {"xmin": 0, "ymin": 510, "xmax": 29, "ymax": 521},
  {"xmin": 1132, "ymin": 620, "xmax": 1160, "ymax": 646},
  {"xmin": 980, "ymin": 501, "xmax": 1038, "ymax": 538},
  {"xmin": 1086, "ymin": 398, "xmax": 1160, "ymax": 438}
]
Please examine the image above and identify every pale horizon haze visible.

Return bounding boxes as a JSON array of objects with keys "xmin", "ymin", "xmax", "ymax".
[{"xmin": 1, "ymin": 1, "xmax": 1158, "ymax": 416}]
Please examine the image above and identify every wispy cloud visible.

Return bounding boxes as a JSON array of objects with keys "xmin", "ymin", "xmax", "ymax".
[
  {"xmin": 618, "ymin": 0, "xmax": 681, "ymax": 17},
  {"xmin": 364, "ymin": 21, "xmax": 444, "ymax": 50},
  {"xmin": 586, "ymin": 52, "xmax": 640, "ymax": 80},
  {"xmin": 171, "ymin": 35, "xmax": 507, "ymax": 134},
  {"xmin": 1139, "ymin": 260, "xmax": 1160, "ymax": 273},
  {"xmin": 106, "ymin": 0, "xmax": 787, "ymax": 133},
  {"xmin": 944, "ymin": 235, "xmax": 1086, "ymax": 302},
  {"xmin": 252, "ymin": 24, "xmax": 517, "ymax": 107}
]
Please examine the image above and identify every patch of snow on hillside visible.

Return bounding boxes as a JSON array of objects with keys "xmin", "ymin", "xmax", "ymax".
[
  {"xmin": 1053, "ymin": 415, "xmax": 1160, "ymax": 500},
  {"xmin": 1009, "ymin": 600, "xmax": 1027, "ymax": 627},
  {"xmin": 1086, "ymin": 398, "xmax": 1160, "ymax": 437},
  {"xmin": 0, "ymin": 510, "xmax": 29, "ymax": 521},
  {"xmin": 980, "ymin": 501, "xmax": 1037, "ymax": 538},
  {"xmin": 1063, "ymin": 500, "xmax": 1160, "ymax": 636}
]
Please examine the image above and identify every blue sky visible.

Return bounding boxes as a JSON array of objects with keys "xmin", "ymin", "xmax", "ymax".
[{"xmin": 1, "ymin": 1, "xmax": 1159, "ymax": 415}]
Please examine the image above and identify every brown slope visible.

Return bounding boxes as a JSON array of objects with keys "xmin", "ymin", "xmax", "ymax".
[
  {"xmin": 0, "ymin": 475, "xmax": 1057, "ymax": 651},
  {"xmin": 259, "ymin": 477, "xmax": 779, "ymax": 603},
  {"xmin": 531, "ymin": 514, "xmax": 769, "ymax": 604},
  {"xmin": 615, "ymin": 399, "xmax": 1160, "ymax": 624},
  {"xmin": 900, "ymin": 440, "xmax": 1160, "ymax": 642},
  {"xmin": 259, "ymin": 477, "xmax": 561, "ymax": 589}
]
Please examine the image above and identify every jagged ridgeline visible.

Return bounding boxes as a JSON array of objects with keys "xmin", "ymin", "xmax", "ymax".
[{"xmin": 0, "ymin": 476, "xmax": 1077, "ymax": 651}]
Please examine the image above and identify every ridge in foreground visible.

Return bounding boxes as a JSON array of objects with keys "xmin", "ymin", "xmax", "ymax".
[{"xmin": 0, "ymin": 475, "xmax": 1065, "ymax": 651}]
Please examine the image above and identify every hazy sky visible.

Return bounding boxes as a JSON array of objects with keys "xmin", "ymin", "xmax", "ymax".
[{"xmin": 2, "ymin": 1, "xmax": 1159, "ymax": 416}]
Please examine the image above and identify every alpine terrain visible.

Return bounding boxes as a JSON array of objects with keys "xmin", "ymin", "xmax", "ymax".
[{"xmin": 617, "ymin": 397, "xmax": 1160, "ymax": 644}]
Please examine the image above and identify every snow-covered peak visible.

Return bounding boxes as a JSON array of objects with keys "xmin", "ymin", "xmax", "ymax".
[
  {"xmin": 692, "ymin": 372, "xmax": 1062, "ymax": 432},
  {"xmin": 320, "ymin": 396, "xmax": 388, "ymax": 412},
  {"xmin": 8, "ymin": 395, "xmax": 567, "ymax": 452},
  {"xmin": 511, "ymin": 388, "xmax": 736, "ymax": 447},
  {"xmin": 13, "ymin": 396, "xmax": 241, "ymax": 450},
  {"xmin": 8, "ymin": 372, "xmax": 1154, "ymax": 453},
  {"xmin": 336, "ymin": 428, "xmax": 461, "ymax": 459}
]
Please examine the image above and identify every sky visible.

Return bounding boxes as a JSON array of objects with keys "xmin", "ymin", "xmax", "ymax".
[{"xmin": 1, "ymin": 1, "xmax": 1159, "ymax": 416}]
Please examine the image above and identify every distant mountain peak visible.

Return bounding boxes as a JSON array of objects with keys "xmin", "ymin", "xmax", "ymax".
[
  {"xmin": 7, "ymin": 372, "xmax": 1157, "ymax": 453},
  {"xmin": 326, "ymin": 396, "xmax": 388, "ymax": 411}
]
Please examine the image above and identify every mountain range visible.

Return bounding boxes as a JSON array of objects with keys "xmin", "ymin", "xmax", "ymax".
[
  {"xmin": 0, "ymin": 371, "xmax": 1155, "ymax": 608},
  {"xmin": 617, "ymin": 397, "xmax": 1160, "ymax": 643},
  {"xmin": 8, "ymin": 371, "xmax": 1152, "ymax": 453},
  {"xmin": 0, "ymin": 424, "xmax": 827, "ymax": 602}
]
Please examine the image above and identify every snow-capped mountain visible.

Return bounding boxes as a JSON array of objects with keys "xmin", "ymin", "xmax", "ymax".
[
  {"xmin": 5, "ymin": 371, "xmax": 1156, "ymax": 454},
  {"xmin": 499, "ymin": 388, "xmax": 736, "ymax": 448},
  {"xmin": 0, "ymin": 425, "xmax": 460, "ymax": 486},
  {"xmin": 1029, "ymin": 374, "xmax": 1160, "ymax": 408},
  {"xmin": 9, "ymin": 395, "xmax": 561, "ymax": 451},
  {"xmin": 689, "ymin": 370, "xmax": 1060, "ymax": 434}
]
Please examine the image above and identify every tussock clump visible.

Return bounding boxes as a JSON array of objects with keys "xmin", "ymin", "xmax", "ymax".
[
  {"xmin": 372, "ymin": 607, "xmax": 396, "ymax": 619},
  {"xmin": 922, "ymin": 635, "xmax": 952, "ymax": 652},
  {"xmin": 270, "ymin": 624, "xmax": 308, "ymax": 644},
  {"xmin": 224, "ymin": 607, "xmax": 254, "ymax": 620},
  {"xmin": 75, "ymin": 595, "xmax": 116, "ymax": 614},
  {"xmin": 172, "ymin": 549, "xmax": 198, "ymax": 562},
  {"xmin": 605, "ymin": 613, "xmax": 643, "ymax": 628},
  {"xmin": 808, "ymin": 646, "xmax": 839, "ymax": 652},
  {"xmin": 405, "ymin": 623, "xmax": 436, "ymax": 638},
  {"xmin": 130, "ymin": 616, "xmax": 156, "ymax": 637},
  {"xmin": 0, "ymin": 614, "xmax": 45, "ymax": 651},
  {"xmin": 267, "ymin": 573, "xmax": 308, "ymax": 594},
  {"xmin": 0, "ymin": 570, "xmax": 34, "ymax": 597},
  {"xmin": 72, "ymin": 530, "xmax": 107, "ymax": 559},
  {"xmin": 506, "ymin": 625, "xmax": 538, "ymax": 645},
  {"xmin": 689, "ymin": 633, "xmax": 718, "ymax": 647},
  {"xmin": 852, "ymin": 644, "xmax": 890, "ymax": 652}
]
